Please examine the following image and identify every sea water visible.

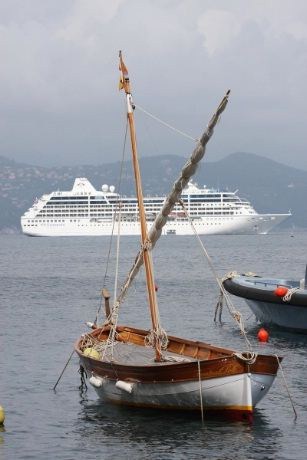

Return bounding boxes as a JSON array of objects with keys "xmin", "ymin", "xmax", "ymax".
[{"xmin": 1, "ymin": 233, "xmax": 307, "ymax": 460}]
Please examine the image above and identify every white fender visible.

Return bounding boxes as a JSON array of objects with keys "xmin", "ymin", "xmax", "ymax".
[
  {"xmin": 115, "ymin": 380, "xmax": 134, "ymax": 394},
  {"xmin": 89, "ymin": 376, "xmax": 104, "ymax": 388}
]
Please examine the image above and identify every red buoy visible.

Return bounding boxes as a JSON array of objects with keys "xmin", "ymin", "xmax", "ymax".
[
  {"xmin": 257, "ymin": 328, "xmax": 269, "ymax": 342},
  {"xmin": 154, "ymin": 284, "xmax": 158, "ymax": 292},
  {"xmin": 274, "ymin": 286, "xmax": 288, "ymax": 297}
]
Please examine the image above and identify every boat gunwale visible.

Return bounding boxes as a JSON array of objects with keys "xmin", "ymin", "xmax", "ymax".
[
  {"xmin": 224, "ymin": 276, "xmax": 307, "ymax": 307},
  {"xmin": 75, "ymin": 325, "xmax": 281, "ymax": 383}
]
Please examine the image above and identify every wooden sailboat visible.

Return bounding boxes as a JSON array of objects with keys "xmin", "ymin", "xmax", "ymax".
[{"xmin": 75, "ymin": 52, "xmax": 280, "ymax": 421}]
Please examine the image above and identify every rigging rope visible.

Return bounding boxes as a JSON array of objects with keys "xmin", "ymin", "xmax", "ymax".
[
  {"xmin": 93, "ymin": 119, "xmax": 128, "ymax": 325},
  {"xmin": 134, "ymin": 103, "xmax": 198, "ymax": 142},
  {"xmin": 178, "ymin": 199, "xmax": 252, "ymax": 350},
  {"xmin": 91, "ymin": 90, "xmax": 231, "ymax": 360},
  {"xmin": 115, "ymin": 90, "xmax": 231, "ymax": 307},
  {"xmin": 106, "ymin": 203, "xmax": 123, "ymax": 360},
  {"xmin": 113, "ymin": 204, "xmax": 122, "ymax": 303}
]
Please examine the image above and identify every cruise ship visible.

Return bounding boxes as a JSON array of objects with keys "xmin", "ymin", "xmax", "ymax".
[{"xmin": 21, "ymin": 178, "xmax": 291, "ymax": 236}]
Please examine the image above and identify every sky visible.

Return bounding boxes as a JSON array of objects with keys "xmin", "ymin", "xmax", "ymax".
[{"xmin": 1, "ymin": 0, "xmax": 307, "ymax": 169}]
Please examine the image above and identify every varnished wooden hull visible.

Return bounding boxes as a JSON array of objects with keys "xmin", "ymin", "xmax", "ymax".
[{"xmin": 75, "ymin": 325, "xmax": 280, "ymax": 420}]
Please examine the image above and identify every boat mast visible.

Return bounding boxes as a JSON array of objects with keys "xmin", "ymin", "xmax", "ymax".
[
  {"xmin": 119, "ymin": 51, "xmax": 162, "ymax": 361},
  {"xmin": 116, "ymin": 88, "xmax": 230, "ymax": 307}
]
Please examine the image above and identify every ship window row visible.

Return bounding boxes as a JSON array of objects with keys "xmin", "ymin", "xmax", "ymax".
[
  {"xmin": 25, "ymin": 219, "xmax": 94, "ymax": 223},
  {"xmin": 37, "ymin": 214, "xmax": 115, "ymax": 218},
  {"xmin": 44, "ymin": 205, "xmax": 89, "ymax": 210},
  {"xmin": 144, "ymin": 200, "xmax": 164, "ymax": 204},
  {"xmin": 40, "ymin": 211, "xmax": 89, "ymax": 214},
  {"xmin": 90, "ymin": 214, "xmax": 113, "ymax": 217},
  {"xmin": 45, "ymin": 203, "xmax": 163, "ymax": 210},
  {"xmin": 108, "ymin": 199, "xmax": 163, "ymax": 204},
  {"xmin": 37, "ymin": 211, "xmax": 237, "ymax": 218},
  {"xmin": 38, "ymin": 214, "xmax": 89, "ymax": 217},
  {"xmin": 43, "ymin": 207, "xmax": 89, "ymax": 210},
  {"xmin": 90, "ymin": 200, "xmax": 108, "ymax": 204},
  {"xmin": 108, "ymin": 199, "xmax": 137, "ymax": 204},
  {"xmin": 46, "ymin": 201, "xmax": 89, "ymax": 206},
  {"xmin": 188, "ymin": 211, "xmax": 235, "ymax": 216},
  {"xmin": 50, "ymin": 196, "xmax": 89, "ymax": 200},
  {"xmin": 188, "ymin": 197, "xmax": 220, "ymax": 202},
  {"xmin": 189, "ymin": 207, "xmax": 236, "ymax": 212},
  {"xmin": 23, "ymin": 220, "xmax": 94, "ymax": 226},
  {"xmin": 183, "ymin": 194, "xmax": 222, "ymax": 199},
  {"xmin": 24, "ymin": 216, "xmax": 237, "ymax": 227},
  {"xmin": 188, "ymin": 198, "xmax": 238, "ymax": 203},
  {"xmin": 25, "ymin": 219, "xmax": 66, "ymax": 224}
]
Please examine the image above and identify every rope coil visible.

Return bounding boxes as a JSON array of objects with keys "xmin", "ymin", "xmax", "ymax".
[
  {"xmin": 234, "ymin": 351, "xmax": 257, "ymax": 365},
  {"xmin": 144, "ymin": 328, "xmax": 169, "ymax": 351},
  {"xmin": 283, "ymin": 287, "xmax": 300, "ymax": 302}
]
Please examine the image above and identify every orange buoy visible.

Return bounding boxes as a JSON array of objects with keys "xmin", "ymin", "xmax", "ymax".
[
  {"xmin": 257, "ymin": 328, "xmax": 269, "ymax": 342},
  {"xmin": 274, "ymin": 286, "xmax": 288, "ymax": 297}
]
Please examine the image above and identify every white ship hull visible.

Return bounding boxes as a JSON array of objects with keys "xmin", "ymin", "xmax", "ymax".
[
  {"xmin": 88, "ymin": 372, "xmax": 274, "ymax": 412},
  {"xmin": 21, "ymin": 213, "xmax": 289, "ymax": 237}
]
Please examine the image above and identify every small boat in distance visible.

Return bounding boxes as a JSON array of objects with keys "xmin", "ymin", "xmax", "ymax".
[
  {"xmin": 223, "ymin": 272, "xmax": 307, "ymax": 333},
  {"xmin": 20, "ymin": 181, "xmax": 290, "ymax": 238},
  {"xmin": 74, "ymin": 52, "xmax": 281, "ymax": 422}
]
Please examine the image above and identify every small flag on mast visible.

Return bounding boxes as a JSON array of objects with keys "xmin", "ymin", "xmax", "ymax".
[{"xmin": 119, "ymin": 51, "xmax": 129, "ymax": 91}]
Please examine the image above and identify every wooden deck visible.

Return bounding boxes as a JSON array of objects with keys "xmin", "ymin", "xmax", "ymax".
[{"xmin": 104, "ymin": 341, "xmax": 196, "ymax": 366}]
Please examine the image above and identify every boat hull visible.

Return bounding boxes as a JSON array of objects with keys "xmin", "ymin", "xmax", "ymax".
[
  {"xmin": 223, "ymin": 276, "xmax": 307, "ymax": 332},
  {"xmin": 21, "ymin": 213, "xmax": 289, "ymax": 237},
  {"xmin": 246, "ymin": 299, "xmax": 307, "ymax": 332},
  {"xmin": 85, "ymin": 371, "xmax": 274, "ymax": 416},
  {"xmin": 75, "ymin": 325, "xmax": 279, "ymax": 420}
]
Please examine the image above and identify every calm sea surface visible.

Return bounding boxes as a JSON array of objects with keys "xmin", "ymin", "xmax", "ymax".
[{"xmin": 1, "ymin": 232, "xmax": 307, "ymax": 459}]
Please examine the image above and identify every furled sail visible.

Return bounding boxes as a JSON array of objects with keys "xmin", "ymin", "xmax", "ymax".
[{"xmin": 116, "ymin": 90, "xmax": 230, "ymax": 305}]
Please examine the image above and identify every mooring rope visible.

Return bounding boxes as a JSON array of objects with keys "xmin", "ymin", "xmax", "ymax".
[
  {"xmin": 275, "ymin": 355, "xmax": 298, "ymax": 420},
  {"xmin": 197, "ymin": 360, "xmax": 204, "ymax": 424},
  {"xmin": 53, "ymin": 349, "xmax": 75, "ymax": 391}
]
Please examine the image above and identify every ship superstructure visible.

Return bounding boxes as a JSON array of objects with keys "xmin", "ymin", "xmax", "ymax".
[{"xmin": 21, "ymin": 178, "xmax": 290, "ymax": 236}]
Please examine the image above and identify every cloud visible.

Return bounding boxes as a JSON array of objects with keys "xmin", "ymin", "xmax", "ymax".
[
  {"xmin": 57, "ymin": 0, "xmax": 125, "ymax": 45},
  {"xmin": 197, "ymin": 1, "xmax": 307, "ymax": 55},
  {"xmin": 197, "ymin": 10, "xmax": 241, "ymax": 56},
  {"xmin": 0, "ymin": 0, "xmax": 307, "ymax": 169}
]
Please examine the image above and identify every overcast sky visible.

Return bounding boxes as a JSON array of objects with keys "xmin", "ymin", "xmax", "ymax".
[{"xmin": 1, "ymin": 0, "xmax": 307, "ymax": 169}]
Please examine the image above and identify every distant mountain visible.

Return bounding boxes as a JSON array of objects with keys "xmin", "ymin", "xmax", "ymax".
[{"xmin": 0, "ymin": 152, "xmax": 305, "ymax": 232}]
